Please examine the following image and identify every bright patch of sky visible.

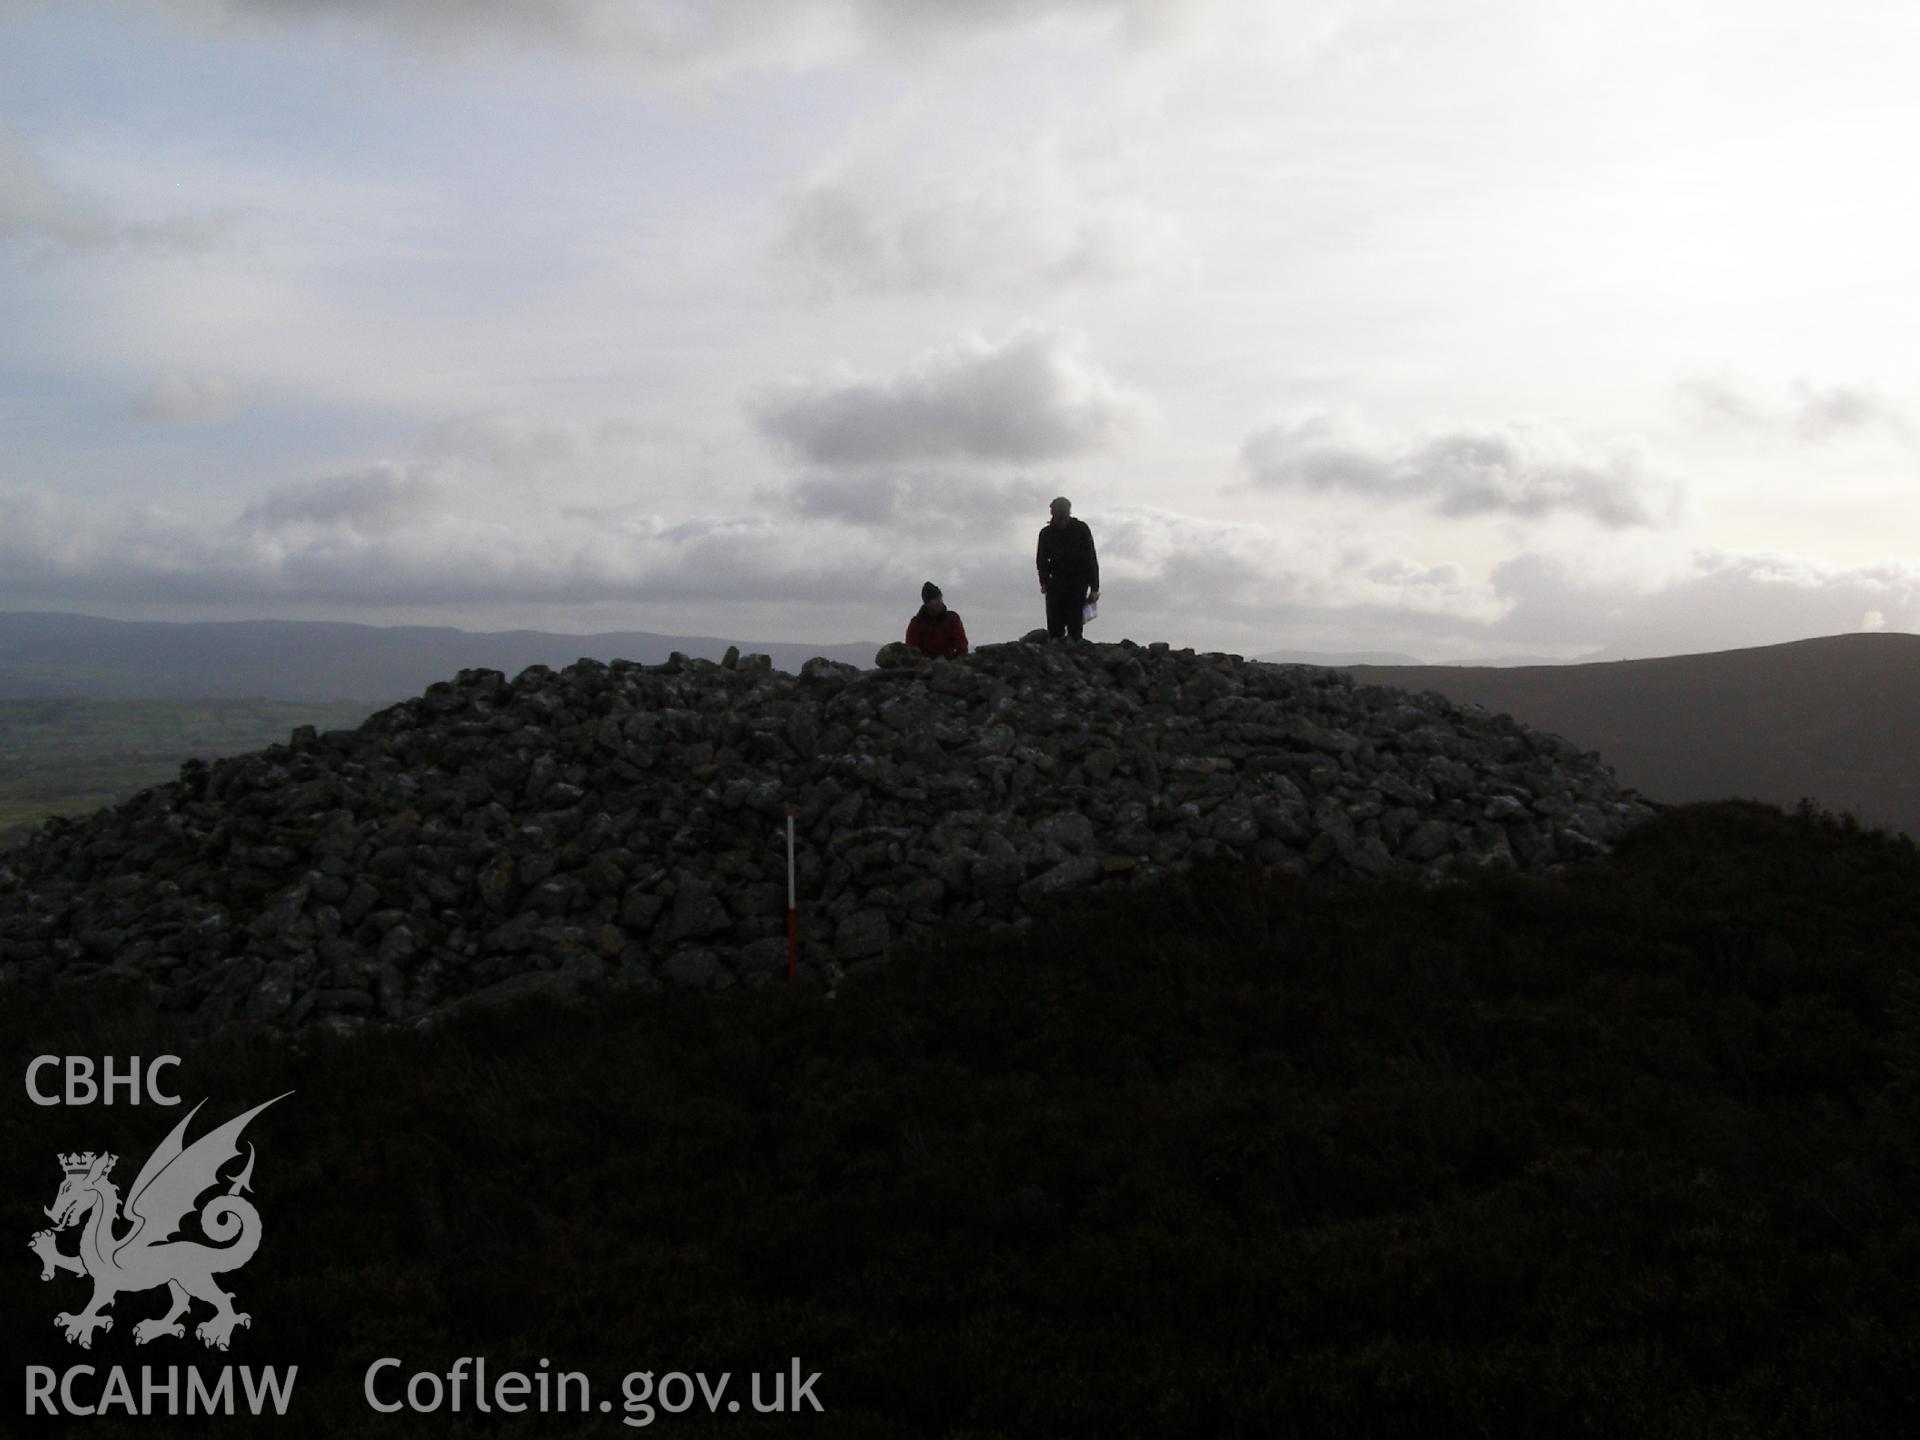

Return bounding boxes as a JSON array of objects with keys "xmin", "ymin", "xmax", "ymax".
[{"xmin": 3, "ymin": 0, "xmax": 1918, "ymax": 659}]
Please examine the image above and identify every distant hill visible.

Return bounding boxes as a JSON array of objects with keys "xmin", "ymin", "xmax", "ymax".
[
  {"xmin": 1256, "ymin": 647, "xmax": 1426, "ymax": 666},
  {"xmin": 1345, "ymin": 632, "xmax": 1920, "ymax": 836},
  {"xmin": 0, "ymin": 612, "xmax": 881, "ymax": 703},
  {"xmin": 1446, "ymin": 652, "xmax": 1598, "ymax": 668},
  {"xmin": 1261, "ymin": 649, "xmax": 1604, "ymax": 668}
]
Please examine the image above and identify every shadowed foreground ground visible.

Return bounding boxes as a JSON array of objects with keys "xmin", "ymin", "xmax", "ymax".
[{"xmin": 4, "ymin": 800, "xmax": 1917, "ymax": 1437}]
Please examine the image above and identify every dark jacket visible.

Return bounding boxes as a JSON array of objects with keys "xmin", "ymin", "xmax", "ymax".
[
  {"xmin": 906, "ymin": 606, "xmax": 969, "ymax": 659},
  {"xmin": 1036, "ymin": 517, "xmax": 1099, "ymax": 592}
]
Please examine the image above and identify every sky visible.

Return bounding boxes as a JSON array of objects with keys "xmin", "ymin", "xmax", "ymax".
[{"xmin": 3, "ymin": 0, "xmax": 1919, "ymax": 661}]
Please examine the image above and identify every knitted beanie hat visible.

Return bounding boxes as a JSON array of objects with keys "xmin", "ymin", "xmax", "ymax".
[{"xmin": 922, "ymin": 581, "xmax": 942, "ymax": 603}]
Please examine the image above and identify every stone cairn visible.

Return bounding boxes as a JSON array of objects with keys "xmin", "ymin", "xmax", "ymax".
[{"xmin": 0, "ymin": 637, "xmax": 1655, "ymax": 1033}]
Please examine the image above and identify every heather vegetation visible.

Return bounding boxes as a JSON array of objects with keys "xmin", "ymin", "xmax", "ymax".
[{"xmin": 6, "ymin": 799, "xmax": 1917, "ymax": 1437}]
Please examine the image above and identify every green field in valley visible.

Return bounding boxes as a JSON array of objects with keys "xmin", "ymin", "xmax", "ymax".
[{"xmin": 0, "ymin": 697, "xmax": 379, "ymax": 849}]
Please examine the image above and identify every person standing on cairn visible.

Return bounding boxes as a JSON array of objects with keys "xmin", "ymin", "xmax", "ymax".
[{"xmin": 1035, "ymin": 496, "xmax": 1100, "ymax": 640}]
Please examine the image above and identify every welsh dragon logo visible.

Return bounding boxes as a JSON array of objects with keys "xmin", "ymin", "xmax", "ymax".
[{"xmin": 28, "ymin": 1093, "xmax": 291, "ymax": 1350}]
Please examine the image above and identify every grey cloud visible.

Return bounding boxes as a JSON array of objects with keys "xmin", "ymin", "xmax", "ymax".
[
  {"xmin": 1122, "ymin": 546, "xmax": 1294, "ymax": 615},
  {"xmin": 777, "ymin": 159, "xmax": 1173, "ymax": 297},
  {"xmin": 1096, "ymin": 520, "xmax": 1920, "ymax": 660},
  {"xmin": 237, "ymin": 465, "xmax": 449, "ymax": 535},
  {"xmin": 1242, "ymin": 415, "xmax": 1676, "ymax": 528},
  {"xmin": 1677, "ymin": 376, "xmax": 1916, "ymax": 447},
  {"xmin": 426, "ymin": 413, "xmax": 710, "ymax": 495},
  {"xmin": 129, "ymin": 373, "xmax": 244, "ymax": 425},
  {"xmin": 12, "ymin": 466, "xmax": 1912, "ymax": 662},
  {"xmin": 776, "ymin": 472, "xmax": 1049, "ymax": 529},
  {"xmin": 428, "ymin": 413, "xmax": 585, "ymax": 471},
  {"xmin": 1675, "ymin": 377, "xmax": 1770, "ymax": 431},
  {"xmin": 144, "ymin": 0, "xmax": 1259, "ymax": 71},
  {"xmin": 1363, "ymin": 557, "xmax": 1470, "ymax": 588},
  {"xmin": 1790, "ymin": 381, "xmax": 1915, "ymax": 445},
  {"xmin": 0, "ymin": 480, "xmax": 928, "ymax": 615},
  {"xmin": 0, "ymin": 116, "xmax": 240, "ymax": 258},
  {"xmin": 1240, "ymin": 416, "xmax": 1397, "ymax": 495},
  {"xmin": 1489, "ymin": 549, "xmax": 1920, "ymax": 658},
  {"xmin": 1072, "ymin": 505, "xmax": 1497, "ymax": 627},
  {"xmin": 756, "ymin": 328, "xmax": 1149, "ymax": 467},
  {"xmin": 1098, "ymin": 519, "xmax": 1920, "ymax": 662},
  {"xmin": 0, "ymin": 478, "xmax": 1499, "ymax": 653}
]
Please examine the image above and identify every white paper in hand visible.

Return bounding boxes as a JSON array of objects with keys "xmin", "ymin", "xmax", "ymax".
[{"xmin": 1082, "ymin": 599, "xmax": 1098, "ymax": 625}]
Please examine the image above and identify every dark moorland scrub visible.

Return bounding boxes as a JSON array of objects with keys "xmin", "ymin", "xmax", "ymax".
[{"xmin": 5, "ymin": 800, "xmax": 1917, "ymax": 1437}]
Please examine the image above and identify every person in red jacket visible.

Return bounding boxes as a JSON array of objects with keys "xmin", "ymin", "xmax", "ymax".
[{"xmin": 906, "ymin": 582, "xmax": 969, "ymax": 659}]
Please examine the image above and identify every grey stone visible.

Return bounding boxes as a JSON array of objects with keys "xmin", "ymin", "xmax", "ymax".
[
  {"xmin": 1031, "ymin": 811, "xmax": 1096, "ymax": 855},
  {"xmin": 619, "ymin": 884, "xmax": 666, "ymax": 932},
  {"xmin": 1401, "ymin": 819, "xmax": 1454, "ymax": 862},
  {"xmin": 376, "ymin": 924, "xmax": 417, "ymax": 966},
  {"xmin": 662, "ymin": 948, "xmax": 727, "ymax": 988},
  {"xmin": 1019, "ymin": 854, "xmax": 1102, "ymax": 905},
  {"xmin": 834, "ymin": 909, "xmax": 891, "ymax": 959},
  {"xmin": 246, "ymin": 960, "xmax": 296, "ymax": 1021},
  {"xmin": 665, "ymin": 877, "xmax": 732, "ymax": 942}
]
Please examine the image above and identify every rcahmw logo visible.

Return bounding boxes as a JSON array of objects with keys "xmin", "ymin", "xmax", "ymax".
[{"xmin": 22, "ymin": 1054, "xmax": 297, "ymax": 1418}]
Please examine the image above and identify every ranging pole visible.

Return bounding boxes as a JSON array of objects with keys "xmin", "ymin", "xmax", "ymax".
[{"xmin": 785, "ymin": 809, "xmax": 797, "ymax": 981}]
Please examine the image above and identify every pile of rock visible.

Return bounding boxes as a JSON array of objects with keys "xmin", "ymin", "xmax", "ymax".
[{"xmin": 0, "ymin": 638, "xmax": 1655, "ymax": 1031}]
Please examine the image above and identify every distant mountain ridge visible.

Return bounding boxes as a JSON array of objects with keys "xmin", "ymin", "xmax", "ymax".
[
  {"xmin": 1255, "ymin": 647, "xmax": 1427, "ymax": 667},
  {"xmin": 0, "ymin": 612, "xmax": 881, "ymax": 703},
  {"xmin": 1256, "ymin": 648, "xmax": 1602, "ymax": 668},
  {"xmin": 1345, "ymin": 632, "xmax": 1920, "ymax": 838}
]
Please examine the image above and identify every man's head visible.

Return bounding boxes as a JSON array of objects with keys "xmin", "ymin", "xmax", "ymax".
[
  {"xmin": 1049, "ymin": 496, "xmax": 1072, "ymax": 526},
  {"xmin": 921, "ymin": 581, "xmax": 945, "ymax": 615}
]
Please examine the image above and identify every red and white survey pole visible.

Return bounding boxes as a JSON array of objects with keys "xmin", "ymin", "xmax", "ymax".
[{"xmin": 785, "ymin": 808, "xmax": 798, "ymax": 981}]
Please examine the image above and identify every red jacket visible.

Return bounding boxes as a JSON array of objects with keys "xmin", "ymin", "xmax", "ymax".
[{"xmin": 906, "ymin": 606, "xmax": 969, "ymax": 659}]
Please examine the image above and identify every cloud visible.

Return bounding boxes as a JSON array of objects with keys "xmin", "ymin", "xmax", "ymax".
[
  {"xmin": 1674, "ymin": 378, "xmax": 1769, "ymax": 431},
  {"xmin": 129, "ymin": 373, "xmax": 244, "ymax": 425},
  {"xmin": 427, "ymin": 414, "xmax": 586, "ymax": 472},
  {"xmin": 1079, "ymin": 518, "xmax": 1920, "ymax": 662},
  {"xmin": 1241, "ymin": 414, "xmax": 1679, "ymax": 528},
  {"xmin": 1790, "ymin": 380, "xmax": 1915, "ymax": 446},
  {"xmin": 237, "ymin": 465, "xmax": 450, "ymax": 535},
  {"xmin": 1677, "ymin": 375, "xmax": 1917, "ymax": 448},
  {"xmin": 419, "ymin": 412, "xmax": 722, "ymax": 493},
  {"xmin": 776, "ymin": 147, "xmax": 1176, "ymax": 296},
  {"xmin": 0, "ymin": 115, "xmax": 240, "ymax": 259},
  {"xmin": 0, "ymin": 473, "xmax": 925, "ymax": 616},
  {"xmin": 140, "ymin": 0, "xmax": 1277, "ymax": 75},
  {"xmin": 1488, "ymin": 548, "xmax": 1920, "ymax": 658},
  {"xmin": 10, "ymin": 453, "xmax": 1914, "ymax": 661},
  {"xmin": 0, "ymin": 463, "xmax": 1484, "ymax": 652},
  {"xmin": 755, "ymin": 327, "xmax": 1151, "ymax": 467},
  {"xmin": 776, "ymin": 472, "xmax": 1050, "ymax": 529},
  {"xmin": 1091, "ymin": 504, "xmax": 1499, "ymax": 625}
]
